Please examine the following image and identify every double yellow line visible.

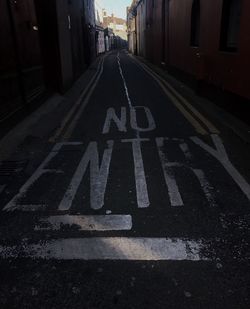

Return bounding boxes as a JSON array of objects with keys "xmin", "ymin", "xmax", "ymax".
[
  {"xmin": 131, "ymin": 56, "xmax": 219, "ymax": 136},
  {"xmin": 49, "ymin": 56, "xmax": 105, "ymax": 142}
]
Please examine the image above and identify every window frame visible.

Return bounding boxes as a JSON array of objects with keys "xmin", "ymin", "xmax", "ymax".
[
  {"xmin": 190, "ymin": 0, "xmax": 201, "ymax": 48},
  {"xmin": 220, "ymin": 0, "xmax": 242, "ymax": 53}
]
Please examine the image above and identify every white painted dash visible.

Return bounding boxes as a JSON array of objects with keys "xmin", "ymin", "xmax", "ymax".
[
  {"xmin": 0, "ymin": 185, "xmax": 6, "ymax": 194},
  {"xmin": 0, "ymin": 238, "xmax": 206, "ymax": 261},
  {"xmin": 35, "ymin": 215, "xmax": 132, "ymax": 231}
]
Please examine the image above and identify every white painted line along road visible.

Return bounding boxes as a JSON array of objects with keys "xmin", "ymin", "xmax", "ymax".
[
  {"xmin": 35, "ymin": 215, "xmax": 132, "ymax": 231},
  {"xmin": 117, "ymin": 52, "xmax": 140, "ymax": 139},
  {"xmin": 0, "ymin": 238, "xmax": 206, "ymax": 261}
]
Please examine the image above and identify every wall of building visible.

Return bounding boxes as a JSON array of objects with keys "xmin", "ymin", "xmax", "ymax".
[
  {"xmin": 136, "ymin": 0, "xmax": 146, "ymax": 57},
  {"xmin": 0, "ymin": 0, "xmax": 45, "ymax": 121},
  {"xmin": 127, "ymin": 8, "xmax": 136, "ymax": 54},
  {"xmin": 0, "ymin": 0, "xmax": 97, "ymax": 125},
  {"xmin": 167, "ymin": 0, "xmax": 250, "ymax": 100},
  {"xmin": 103, "ymin": 13, "xmax": 127, "ymax": 41},
  {"xmin": 128, "ymin": 0, "xmax": 250, "ymax": 101}
]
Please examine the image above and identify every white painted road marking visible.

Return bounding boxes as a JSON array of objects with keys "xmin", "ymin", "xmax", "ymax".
[
  {"xmin": 156, "ymin": 137, "xmax": 184, "ymax": 207},
  {"xmin": 130, "ymin": 106, "xmax": 156, "ymax": 132},
  {"xmin": 122, "ymin": 138, "xmax": 150, "ymax": 208},
  {"xmin": 0, "ymin": 185, "xmax": 6, "ymax": 194},
  {"xmin": 102, "ymin": 106, "xmax": 156, "ymax": 134},
  {"xmin": 0, "ymin": 238, "xmax": 206, "ymax": 261},
  {"xmin": 179, "ymin": 142, "xmax": 217, "ymax": 206},
  {"xmin": 102, "ymin": 107, "xmax": 127, "ymax": 134},
  {"xmin": 3, "ymin": 142, "xmax": 83, "ymax": 212},
  {"xmin": 35, "ymin": 215, "xmax": 132, "ymax": 231},
  {"xmin": 130, "ymin": 55, "xmax": 220, "ymax": 135},
  {"xmin": 117, "ymin": 53, "xmax": 133, "ymax": 109},
  {"xmin": 58, "ymin": 141, "xmax": 113, "ymax": 211},
  {"xmin": 191, "ymin": 134, "xmax": 250, "ymax": 201},
  {"xmin": 117, "ymin": 52, "xmax": 140, "ymax": 139},
  {"xmin": 3, "ymin": 135, "xmax": 249, "ymax": 212},
  {"xmin": 193, "ymin": 169, "xmax": 217, "ymax": 207}
]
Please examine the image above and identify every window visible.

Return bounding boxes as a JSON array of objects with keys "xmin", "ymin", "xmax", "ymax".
[
  {"xmin": 220, "ymin": 0, "xmax": 242, "ymax": 52},
  {"xmin": 190, "ymin": 0, "xmax": 200, "ymax": 47}
]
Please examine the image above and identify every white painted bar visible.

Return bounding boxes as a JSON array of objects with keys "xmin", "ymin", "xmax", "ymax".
[
  {"xmin": 102, "ymin": 107, "xmax": 127, "ymax": 134},
  {"xmin": 130, "ymin": 106, "xmax": 156, "ymax": 132},
  {"xmin": 122, "ymin": 138, "xmax": 150, "ymax": 208},
  {"xmin": 117, "ymin": 53, "xmax": 140, "ymax": 139},
  {"xmin": 58, "ymin": 141, "xmax": 113, "ymax": 211},
  {"xmin": 3, "ymin": 142, "xmax": 83, "ymax": 212},
  {"xmin": 179, "ymin": 143, "xmax": 193, "ymax": 160},
  {"xmin": 35, "ymin": 215, "xmax": 132, "ymax": 231},
  {"xmin": 0, "ymin": 238, "xmax": 205, "ymax": 261},
  {"xmin": 193, "ymin": 169, "xmax": 217, "ymax": 207},
  {"xmin": 117, "ymin": 53, "xmax": 133, "ymax": 109},
  {"xmin": 156, "ymin": 137, "xmax": 184, "ymax": 207}
]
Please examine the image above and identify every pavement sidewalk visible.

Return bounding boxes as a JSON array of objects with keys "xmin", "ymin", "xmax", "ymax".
[{"xmin": 0, "ymin": 56, "xmax": 104, "ymax": 161}]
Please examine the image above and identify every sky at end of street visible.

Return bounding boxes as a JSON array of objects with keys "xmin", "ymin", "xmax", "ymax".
[{"xmin": 95, "ymin": 0, "xmax": 132, "ymax": 19}]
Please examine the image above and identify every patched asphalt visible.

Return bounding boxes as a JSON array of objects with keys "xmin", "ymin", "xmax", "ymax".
[{"xmin": 0, "ymin": 51, "xmax": 250, "ymax": 308}]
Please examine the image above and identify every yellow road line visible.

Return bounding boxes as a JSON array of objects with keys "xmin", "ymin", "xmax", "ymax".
[
  {"xmin": 132, "ymin": 58, "xmax": 208, "ymax": 135},
  {"xmin": 157, "ymin": 72, "xmax": 219, "ymax": 134},
  {"xmin": 63, "ymin": 58, "xmax": 105, "ymax": 140},
  {"xmin": 49, "ymin": 58, "xmax": 104, "ymax": 143},
  {"xmin": 131, "ymin": 55, "xmax": 219, "ymax": 135}
]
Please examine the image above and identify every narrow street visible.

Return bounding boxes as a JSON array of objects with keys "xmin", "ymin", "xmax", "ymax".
[{"xmin": 0, "ymin": 51, "xmax": 250, "ymax": 308}]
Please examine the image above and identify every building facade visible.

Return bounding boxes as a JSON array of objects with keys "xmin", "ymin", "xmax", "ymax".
[
  {"xmin": 103, "ymin": 10, "xmax": 127, "ymax": 41},
  {"xmin": 0, "ymin": 0, "xmax": 96, "ymax": 125},
  {"xmin": 128, "ymin": 0, "xmax": 250, "ymax": 101}
]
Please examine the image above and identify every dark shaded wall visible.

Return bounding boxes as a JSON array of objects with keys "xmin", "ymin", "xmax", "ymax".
[
  {"xmin": 134, "ymin": 0, "xmax": 250, "ymax": 100},
  {"xmin": 35, "ymin": 0, "xmax": 96, "ymax": 92},
  {"xmin": 0, "ymin": 0, "xmax": 96, "ymax": 125},
  {"xmin": 0, "ymin": 0, "xmax": 44, "ymax": 121},
  {"xmin": 82, "ymin": 0, "xmax": 96, "ymax": 66}
]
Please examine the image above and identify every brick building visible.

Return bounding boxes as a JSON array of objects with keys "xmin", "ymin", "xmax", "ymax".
[
  {"xmin": 102, "ymin": 10, "xmax": 127, "ymax": 41},
  {"xmin": 0, "ymin": 0, "xmax": 96, "ymax": 125},
  {"xmin": 128, "ymin": 0, "xmax": 250, "ymax": 102}
]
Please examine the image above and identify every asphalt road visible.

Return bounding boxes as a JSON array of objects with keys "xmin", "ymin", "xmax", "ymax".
[{"xmin": 0, "ymin": 50, "xmax": 250, "ymax": 308}]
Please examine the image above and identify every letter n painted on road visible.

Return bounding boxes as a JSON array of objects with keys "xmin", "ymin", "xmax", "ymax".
[
  {"xmin": 102, "ymin": 107, "xmax": 127, "ymax": 134},
  {"xmin": 58, "ymin": 141, "xmax": 114, "ymax": 211}
]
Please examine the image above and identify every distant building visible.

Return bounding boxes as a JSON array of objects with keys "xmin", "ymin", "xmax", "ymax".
[
  {"xmin": 95, "ymin": 3, "xmax": 105, "ymax": 55},
  {"xmin": 0, "ymin": 0, "xmax": 97, "ymax": 125},
  {"xmin": 102, "ymin": 10, "xmax": 127, "ymax": 41}
]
